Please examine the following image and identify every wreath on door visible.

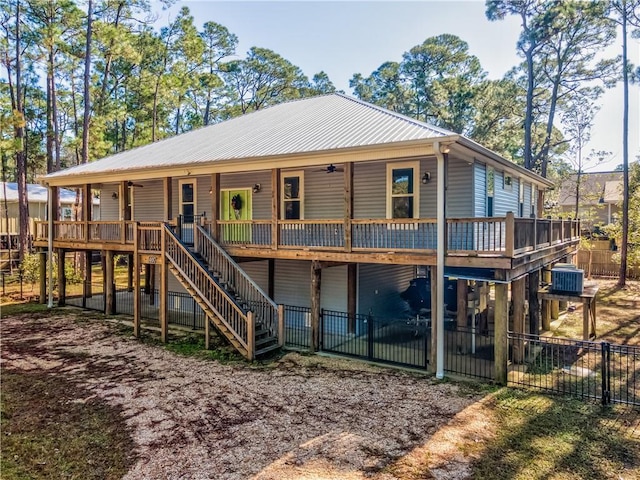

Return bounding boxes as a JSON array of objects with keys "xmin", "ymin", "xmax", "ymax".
[{"xmin": 231, "ymin": 194, "xmax": 243, "ymax": 219}]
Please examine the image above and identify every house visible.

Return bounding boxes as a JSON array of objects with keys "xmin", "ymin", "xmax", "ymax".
[
  {"xmin": 1, "ymin": 182, "xmax": 99, "ymax": 270},
  {"xmin": 556, "ymin": 171, "xmax": 623, "ymax": 230},
  {"xmin": 34, "ymin": 94, "xmax": 579, "ymax": 383}
]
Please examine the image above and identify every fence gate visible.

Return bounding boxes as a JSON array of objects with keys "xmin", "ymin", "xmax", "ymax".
[
  {"xmin": 320, "ymin": 309, "xmax": 429, "ymax": 370},
  {"xmin": 508, "ymin": 332, "xmax": 639, "ymax": 406}
]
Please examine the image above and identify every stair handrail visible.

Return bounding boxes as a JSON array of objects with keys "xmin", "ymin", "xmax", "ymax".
[
  {"xmin": 195, "ymin": 225, "xmax": 279, "ymax": 337},
  {"xmin": 164, "ymin": 225, "xmax": 252, "ymax": 353}
]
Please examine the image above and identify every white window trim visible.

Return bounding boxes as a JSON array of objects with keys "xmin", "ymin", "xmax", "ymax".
[
  {"xmin": 178, "ymin": 178, "xmax": 197, "ymax": 219},
  {"xmin": 386, "ymin": 161, "xmax": 420, "ymax": 219},
  {"xmin": 281, "ymin": 170, "xmax": 304, "ymax": 220}
]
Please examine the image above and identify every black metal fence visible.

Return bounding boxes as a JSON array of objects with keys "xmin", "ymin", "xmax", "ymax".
[
  {"xmin": 283, "ymin": 304, "xmax": 311, "ymax": 348},
  {"xmin": 508, "ymin": 332, "xmax": 640, "ymax": 406},
  {"xmin": 321, "ymin": 309, "xmax": 429, "ymax": 370},
  {"xmin": 66, "ymin": 288, "xmax": 206, "ymax": 330},
  {"xmin": 444, "ymin": 325, "xmax": 495, "ymax": 380}
]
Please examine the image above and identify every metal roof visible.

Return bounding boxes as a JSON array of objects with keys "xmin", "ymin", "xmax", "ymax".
[
  {"xmin": 557, "ymin": 171, "xmax": 623, "ymax": 206},
  {"xmin": 0, "ymin": 182, "xmax": 99, "ymax": 204},
  {"xmin": 44, "ymin": 93, "xmax": 456, "ymax": 180}
]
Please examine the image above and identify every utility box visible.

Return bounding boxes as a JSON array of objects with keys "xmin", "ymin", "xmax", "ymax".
[{"xmin": 551, "ymin": 265, "xmax": 584, "ymax": 294}]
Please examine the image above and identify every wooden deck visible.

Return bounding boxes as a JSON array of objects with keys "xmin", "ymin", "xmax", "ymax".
[{"xmin": 33, "ymin": 214, "xmax": 580, "ymax": 275}]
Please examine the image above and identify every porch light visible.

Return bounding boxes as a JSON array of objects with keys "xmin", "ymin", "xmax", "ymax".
[
  {"xmin": 253, "ymin": 183, "xmax": 261, "ymax": 193},
  {"xmin": 421, "ymin": 172, "xmax": 431, "ymax": 184},
  {"xmin": 111, "ymin": 192, "xmax": 118, "ymax": 200}
]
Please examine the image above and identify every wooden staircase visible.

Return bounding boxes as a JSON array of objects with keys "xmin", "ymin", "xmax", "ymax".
[{"xmin": 164, "ymin": 225, "xmax": 281, "ymax": 360}]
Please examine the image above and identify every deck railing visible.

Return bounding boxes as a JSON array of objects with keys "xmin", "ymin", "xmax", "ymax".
[
  {"xmin": 36, "ymin": 215, "xmax": 580, "ymax": 258},
  {"xmin": 164, "ymin": 225, "xmax": 253, "ymax": 357},
  {"xmin": 196, "ymin": 226, "xmax": 280, "ymax": 344}
]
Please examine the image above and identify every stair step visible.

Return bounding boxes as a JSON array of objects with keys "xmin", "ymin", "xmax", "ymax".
[
  {"xmin": 256, "ymin": 342, "xmax": 281, "ymax": 356},
  {"xmin": 255, "ymin": 336, "xmax": 278, "ymax": 347}
]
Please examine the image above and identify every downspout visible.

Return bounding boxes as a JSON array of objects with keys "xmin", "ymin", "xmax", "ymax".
[
  {"xmin": 47, "ymin": 184, "xmax": 54, "ymax": 308},
  {"xmin": 434, "ymin": 141, "xmax": 446, "ymax": 380}
]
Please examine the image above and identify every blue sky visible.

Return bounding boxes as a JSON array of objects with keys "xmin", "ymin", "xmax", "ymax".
[{"xmin": 156, "ymin": 1, "xmax": 639, "ymax": 172}]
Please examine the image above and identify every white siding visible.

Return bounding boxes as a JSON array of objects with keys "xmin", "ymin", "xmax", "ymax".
[{"xmin": 358, "ymin": 264, "xmax": 414, "ymax": 318}]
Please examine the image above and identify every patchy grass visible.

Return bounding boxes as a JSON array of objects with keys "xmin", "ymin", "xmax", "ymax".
[
  {"xmin": 0, "ymin": 369, "xmax": 136, "ymax": 480},
  {"xmin": 552, "ymin": 279, "xmax": 640, "ymax": 345},
  {"xmin": 0, "ymin": 302, "xmax": 53, "ymax": 317},
  {"xmin": 471, "ymin": 389, "xmax": 640, "ymax": 480}
]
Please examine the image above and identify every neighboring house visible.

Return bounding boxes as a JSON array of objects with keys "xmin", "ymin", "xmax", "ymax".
[
  {"xmin": 35, "ymin": 94, "xmax": 579, "ymax": 383},
  {"xmin": 0, "ymin": 182, "xmax": 100, "ymax": 254},
  {"xmin": 557, "ymin": 172, "xmax": 623, "ymax": 230}
]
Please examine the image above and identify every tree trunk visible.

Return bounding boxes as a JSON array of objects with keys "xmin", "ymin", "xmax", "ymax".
[
  {"xmin": 618, "ymin": 9, "xmax": 629, "ymax": 287},
  {"xmin": 14, "ymin": 0, "xmax": 29, "ymax": 263},
  {"xmin": 81, "ymin": 0, "xmax": 93, "ymax": 166}
]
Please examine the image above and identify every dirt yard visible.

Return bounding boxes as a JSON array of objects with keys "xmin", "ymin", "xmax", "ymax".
[{"xmin": 1, "ymin": 311, "xmax": 495, "ymax": 480}]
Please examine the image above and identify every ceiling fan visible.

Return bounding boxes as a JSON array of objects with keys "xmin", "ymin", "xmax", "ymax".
[{"xmin": 315, "ymin": 164, "xmax": 344, "ymax": 174}]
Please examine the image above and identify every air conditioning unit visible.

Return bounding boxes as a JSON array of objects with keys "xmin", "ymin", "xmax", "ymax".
[{"xmin": 551, "ymin": 265, "xmax": 584, "ymax": 294}]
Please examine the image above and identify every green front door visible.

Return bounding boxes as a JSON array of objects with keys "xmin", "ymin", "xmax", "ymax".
[{"xmin": 221, "ymin": 189, "xmax": 252, "ymax": 243}]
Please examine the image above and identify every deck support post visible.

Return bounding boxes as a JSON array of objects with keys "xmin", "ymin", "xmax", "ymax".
[
  {"xmin": 512, "ymin": 276, "xmax": 526, "ymax": 363},
  {"xmin": 347, "ymin": 263, "xmax": 357, "ymax": 334},
  {"xmin": 160, "ymin": 232, "xmax": 168, "ymax": 343},
  {"xmin": 47, "ymin": 186, "xmax": 58, "ymax": 308},
  {"xmin": 133, "ymin": 223, "xmax": 140, "ymax": 337},
  {"xmin": 268, "ymin": 259, "xmax": 275, "ymax": 299},
  {"xmin": 430, "ymin": 267, "xmax": 439, "ymax": 372},
  {"xmin": 310, "ymin": 260, "xmax": 322, "ymax": 352},
  {"xmin": 434, "ymin": 141, "xmax": 446, "ymax": 379},
  {"xmin": 210, "ymin": 173, "xmax": 219, "ymax": 240},
  {"xmin": 38, "ymin": 251, "xmax": 47, "ymax": 303},
  {"xmin": 528, "ymin": 269, "xmax": 540, "ymax": 335},
  {"xmin": 551, "ymin": 262, "xmax": 559, "ymax": 320},
  {"xmin": 542, "ymin": 266, "xmax": 552, "ymax": 330},
  {"xmin": 57, "ymin": 248, "xmax": 66, "ymax": 307},
  {"xmin": 494, "ymin": 282, "xmax": 509, "ymax": 384},
  {"xmin": 127, "ymin": 254, "xmax": 133, "ymax": 292},
  {"xmin": 344, "ymin": 162, "xmax": 353, "ymax": 252},
  {"xmin": 164, "ymin": 177, "xmax": 172, "ymax": 222},
  {"xmin": 271, "ymin": 168, "xmax": 280, "ymax": 250},
  {"xmin": 83, "ymin": 250, "xmax": 92, "ymax": 306},
  {"xmin": 105, "ymin": 250, "xmax": 115, "ymax": 314},
  {"xmin": 456, "ymin": 279, "xmax": 469, "ymax": 353}
]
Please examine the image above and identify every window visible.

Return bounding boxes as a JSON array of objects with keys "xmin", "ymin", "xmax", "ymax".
[
  {"xmin": 519, "ymin": 180, "xmax": 524, "ymax": 217},
  {"xmin": 179, "ymin": 179, "xmax": 196, "ymax": 222},
  {"xmin": 487, "ymin": 167, "xmax": 494, "ymax": 217},
  {"xmin": 387, "ymin": 161, "xmax": 419, "ymax": 219},
  {"xmin": 504, "ymin": 174, "xmax": 513, "ymax": 191},
  {"xmin": 282, "ymin": 171, "xmax": 304, "ymax": 219}
]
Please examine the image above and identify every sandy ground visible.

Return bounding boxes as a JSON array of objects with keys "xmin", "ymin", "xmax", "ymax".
[{"xmin": 1, "ymin": 312, "xmax": 495, "ymax": 480}]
